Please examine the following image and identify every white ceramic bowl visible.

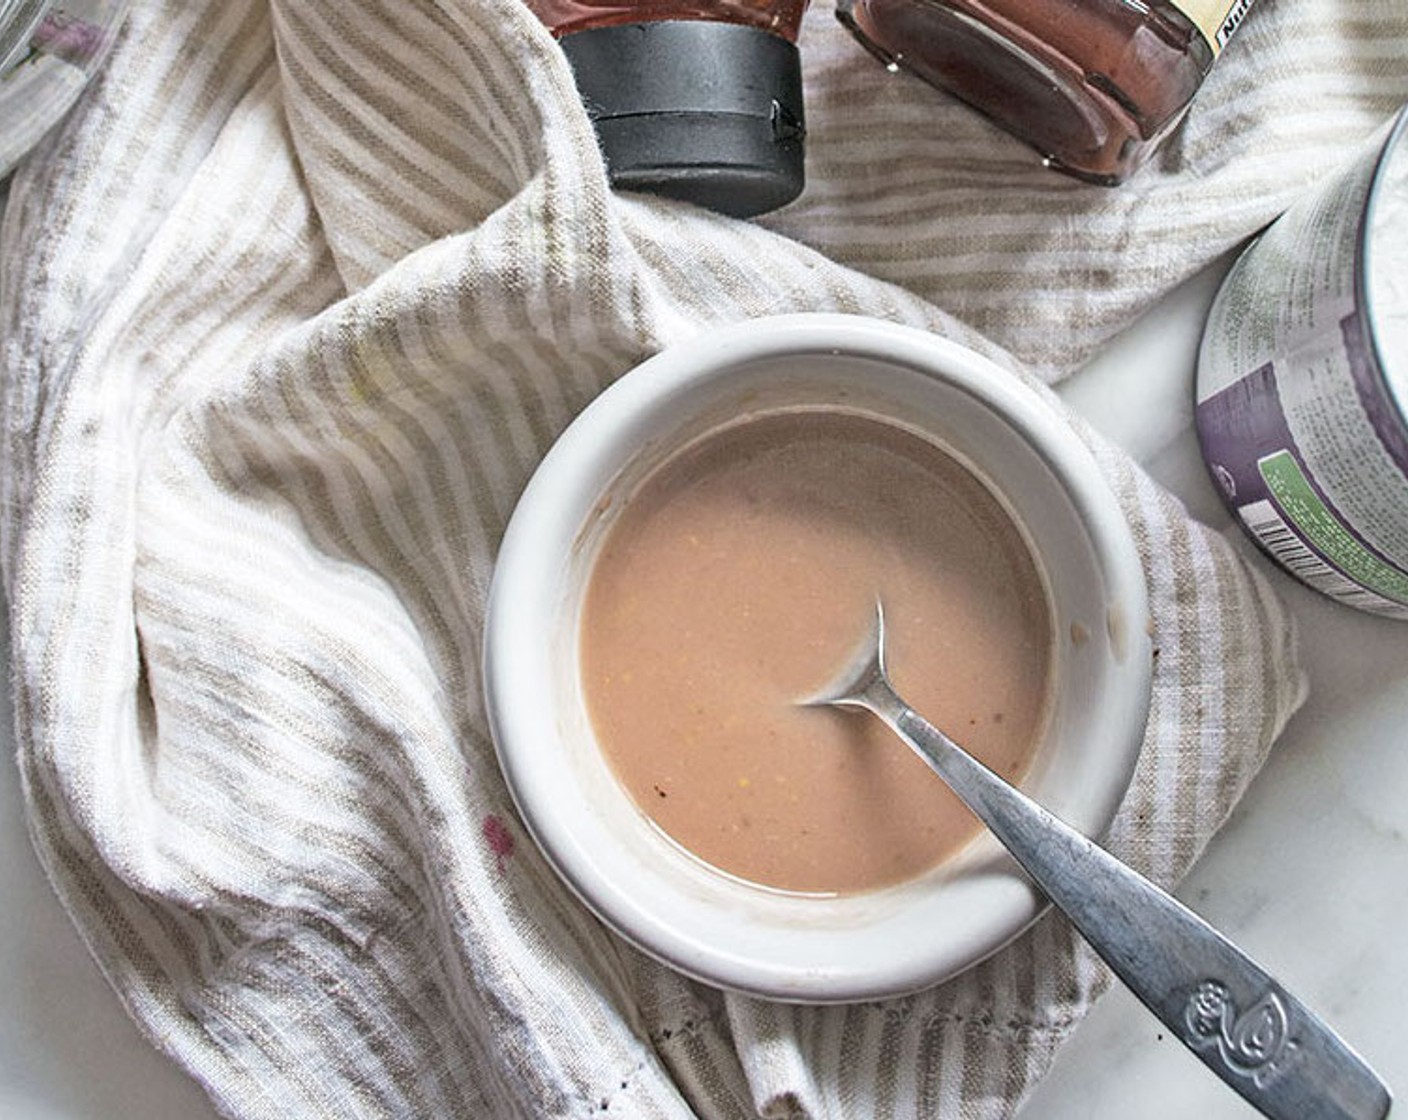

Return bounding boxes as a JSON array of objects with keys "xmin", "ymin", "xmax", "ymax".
[{"xmin": 484, "ymin": 314, "xmax": 1152, "ymax": 1002}]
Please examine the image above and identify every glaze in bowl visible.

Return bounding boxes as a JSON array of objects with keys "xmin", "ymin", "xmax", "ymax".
[{"xmin": 483, "ymin": 314, "xmax": 1152, "ymax": 1002}]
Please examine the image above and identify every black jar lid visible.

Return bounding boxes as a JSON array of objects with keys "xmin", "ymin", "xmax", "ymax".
[{"xmin": 558, "ymin": 20, "xmax": 806, "ymax": 218}]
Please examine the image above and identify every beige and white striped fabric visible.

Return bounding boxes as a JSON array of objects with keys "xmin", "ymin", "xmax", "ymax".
[{"xmin": 2, "ymin": 0, "xmax": 1404, "ymax": 1116}]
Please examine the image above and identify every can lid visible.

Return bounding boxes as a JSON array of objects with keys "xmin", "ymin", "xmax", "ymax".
[
  {"xmin": 558, "ymin": 20, "xmax": 806, "ymax": 218},
  {"xmin": 1362, "ymin": 105, "xmax": 1408, "ymax": 415}
]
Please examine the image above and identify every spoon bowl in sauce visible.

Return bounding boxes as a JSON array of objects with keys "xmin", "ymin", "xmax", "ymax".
[
  {"xmin": 484, "ymin": 314, "xmax": 1153, "ymax": 1002},
  {"xmin": 810, "ymin": 601, "xmax": 1390, "ymax": 1120}
]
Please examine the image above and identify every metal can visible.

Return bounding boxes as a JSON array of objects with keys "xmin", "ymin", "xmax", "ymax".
[{"xmin": 1196, "ymin": 106, "xmax": 1408, "ymax": 621}]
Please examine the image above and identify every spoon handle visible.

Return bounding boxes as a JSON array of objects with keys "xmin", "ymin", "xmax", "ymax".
[{"xmin": 878, "ymin": 694, "xmax": 1391, "ymax": 1120}]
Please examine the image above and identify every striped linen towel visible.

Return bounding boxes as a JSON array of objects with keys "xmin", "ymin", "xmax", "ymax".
[{"xmin": 2, "ymin": 0, "xmax": 1404, "ymax": 1116}]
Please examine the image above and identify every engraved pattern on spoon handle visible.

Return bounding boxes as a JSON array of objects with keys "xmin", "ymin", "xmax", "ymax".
[{"xmin": 875, "ymin": 695, "xmax": 1391, "ymax": 1120}]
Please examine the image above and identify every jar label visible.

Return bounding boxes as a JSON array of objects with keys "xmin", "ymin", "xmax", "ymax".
[
  {"xmin": 1195, "ymin": 117, "xmax": 1408, "ymax": 621},
  {"xmin": 1172, "ymin": 0, "xmax": 1257, "ymax": 54},
  {"xmin": 1197, "ymin": 347, "xmax": 1408, "ymax": 619}
]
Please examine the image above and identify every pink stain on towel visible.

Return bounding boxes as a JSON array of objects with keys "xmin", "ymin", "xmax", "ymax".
[{"xmin": 482, "ymin": 813, "xmax": 515, "ymax": 873}]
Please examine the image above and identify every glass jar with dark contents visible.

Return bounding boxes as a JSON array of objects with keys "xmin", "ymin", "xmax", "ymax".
[{"xmin": 836, "ymin": 0, "xmax": 1254, "ymax": 184}]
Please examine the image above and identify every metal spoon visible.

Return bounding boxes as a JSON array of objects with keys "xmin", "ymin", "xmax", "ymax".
[{"xmin": 804, "ymin": 602, "xmax": 1391, "ymax": 1120}]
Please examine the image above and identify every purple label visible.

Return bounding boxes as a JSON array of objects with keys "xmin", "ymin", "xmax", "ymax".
[
  {"xmin": 1195, "ymin": 336, "xmax": 1408, "ymax": 590},
  {"xmin": 1195, "ymin": 360, "xmax": 1284, "ymax": 509}
]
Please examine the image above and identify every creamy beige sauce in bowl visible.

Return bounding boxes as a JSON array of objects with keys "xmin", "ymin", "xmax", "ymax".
[
  {"xmin": 484, "ymin": 315, "xmax": 1153, "ymax": 1001},
  {"xmin": 580, "ymin": 410, "xmax": 1053, "ymax": 895}
]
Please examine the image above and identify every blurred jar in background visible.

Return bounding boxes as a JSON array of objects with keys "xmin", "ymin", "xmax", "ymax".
[
  {"xmin": 836, "ymin": 0, "xmax": 1254, "ymax": 185},
  {"xmin": 525, "ymin": 0, "xmax": 809, "ymax": 217},
  {"xmin": 1, "ymin": 1, "xmax": 130, "ymax": 180}
]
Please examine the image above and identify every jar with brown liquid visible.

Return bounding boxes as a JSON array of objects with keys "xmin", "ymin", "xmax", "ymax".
[{"xmin": 836, "ymin": 0, "xmax": 1255, "ymax": 184}]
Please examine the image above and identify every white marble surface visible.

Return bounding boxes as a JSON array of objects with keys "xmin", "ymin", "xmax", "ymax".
[{"xmin": 3, "ymin": 256, "xmax": 1406, "ymax": 1118}]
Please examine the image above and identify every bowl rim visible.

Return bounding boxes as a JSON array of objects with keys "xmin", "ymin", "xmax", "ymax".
[{"xmin": 483, "ymin": 313, "xmax": 1152, "ymax": 1001}]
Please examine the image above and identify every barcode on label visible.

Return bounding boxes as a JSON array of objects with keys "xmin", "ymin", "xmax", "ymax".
[{"xmin": 1239, "ymin": 500, "xmax": 1408, "ymax": 619}]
